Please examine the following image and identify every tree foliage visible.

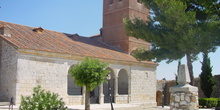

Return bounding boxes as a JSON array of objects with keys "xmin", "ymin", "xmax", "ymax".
[
  {"xmin": 199, "ymin": 53, "xmax": 216, "ymax": 98},
  {"xmin": 124, "ymin": 0, "xmax": 220, "ymax": 84},
  {"xmin": 68, "ymin": 57, "xmax": 109, "ymax": 110},
  {"xmin": 20, "ymin": 85, "xmax": 67, "ymax": 110},
  {"xmin": 182, "ymin": 0, "xmax": 220, "ymax": 20}
]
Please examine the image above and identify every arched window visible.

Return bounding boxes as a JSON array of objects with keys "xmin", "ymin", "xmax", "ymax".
[
  {"xmin": 118, "ymin": 69, "xmax": 128, "ymax": 94},
  {"xmin": 67, "ymin": 65, "xmax": 82, "ymax": 95}
]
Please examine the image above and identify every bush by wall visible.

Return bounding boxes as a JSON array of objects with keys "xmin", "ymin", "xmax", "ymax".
[
  {"xmin": 19, "ymin": 85, "xmax": 67, "ymax": 110},
  {"xmin": 199, "ymin": 98, "xmax": 220, "ymax": 108}
]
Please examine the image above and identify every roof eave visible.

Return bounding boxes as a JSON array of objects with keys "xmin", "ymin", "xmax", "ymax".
[{"xmin": 17, "ymin": 48, "xmax": 158, "ymax": 67}]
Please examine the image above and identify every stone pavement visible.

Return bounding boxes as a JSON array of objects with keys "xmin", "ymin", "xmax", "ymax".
[
  {"xmin": 67, "ymin": 104, "xmax": 170, "ymax": 110},
  {"xmin": 0, "ymin": 104, "xmax": 169, "ymax": 110},
  {"xmin": 0, "ymin": 104, "xmax": 214, "ymax": 110}
]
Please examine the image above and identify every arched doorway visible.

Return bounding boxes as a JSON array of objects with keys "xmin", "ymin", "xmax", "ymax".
[
  {"xmin": 103, "ymin": 67, "xmax": 115, "ymax": 103},
  {"xmin": 118, "ymin": 69, "xmax": 128, "ymax": 95},
  {"xmin": 156, "ymin": 91, "xmax": 162, "ymax": 106}
]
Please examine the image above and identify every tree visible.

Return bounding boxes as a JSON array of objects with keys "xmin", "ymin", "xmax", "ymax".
[
  {"xmin": 175, "ymin": 60, "xmax": 181, "ymax": 85},
  {"xmin": 124, "ymin": 0, "xmax": 220, "ymax": 84},
  {"xmin": 199, "ymin": 53, "xmax": 216, "ymax": 98},
  {"xmin": 68, "ymin": 57, "xmax": 109, "ymax": 110},
  {"xmin": 182, "ymin": 0, "xmax": 220, "ymax": 43},
  {"xmin": 182, "ymin": 0, "xmax": 220, "ymax": 20}
]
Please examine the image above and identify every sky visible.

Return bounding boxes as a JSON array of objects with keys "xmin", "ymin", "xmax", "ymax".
[{"xmin": 0, "ymin": 0, "xmax": 219, "ymax": 80}]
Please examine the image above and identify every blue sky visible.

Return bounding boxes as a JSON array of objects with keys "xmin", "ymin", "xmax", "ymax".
[
  {"xmin": 1, "ymin": 0, "xmax": 219, "ymax": 80},
  {"xmin": 1, "ymin": 0, "xmax": 103, "ymax": 36}
]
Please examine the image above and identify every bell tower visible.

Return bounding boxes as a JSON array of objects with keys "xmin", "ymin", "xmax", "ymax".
[{"xmin": 101, "ymin": 0, "xmax": 150, "ymax": 54}]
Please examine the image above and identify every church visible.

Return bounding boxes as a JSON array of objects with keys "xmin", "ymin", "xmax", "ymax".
[{"xmin": 0, "ymin": 0, "xmax": 158, "ymax": 106}]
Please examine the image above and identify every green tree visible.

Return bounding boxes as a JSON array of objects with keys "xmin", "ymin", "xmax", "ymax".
[
  {"xmin": 182, "ymin": 0, "xmax": 220, "ymax": 20},
  {"xmin": 182, "ymin": 0, "xmax": 220, "ymax": 41},
  {"xmin": 124, "ymin": 0, "xmax": 220, "ymax": 84},
  {"xmin": 20, "ymin": 85, "xmax": 67, "ymax": 110},
  {"xmin": 199, "ymin": 53, "xmax": 216, "ymax": 98},
  {"xmin": 68, "ymin": 57, "xmax": 109, "ymax": 110}
]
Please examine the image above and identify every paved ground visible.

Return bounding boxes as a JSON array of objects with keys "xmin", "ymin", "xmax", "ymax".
[
  {"xmin": 67, "ymin": 104, "xmax": 170, "ymax": 110},
  {"xmin": 0, "ymin": 104, "xmax": 214, "ymax": 110},
  {"xmin": 0, "ymin": 104, "xmax": 170, "ymax": 110},
  {"xmin": 67, "ymin": 104, "xmax": 214, "ymax": 110}
]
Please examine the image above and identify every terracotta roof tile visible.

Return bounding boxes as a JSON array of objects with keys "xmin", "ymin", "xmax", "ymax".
[{"xmin": 0, "ymin": 21, "xmax": 156, "ymax": 65}]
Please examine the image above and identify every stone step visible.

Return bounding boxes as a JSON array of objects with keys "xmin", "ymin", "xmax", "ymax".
[{"xmin": 0, "ymin": 102, "xmax": 10, "ymax": 106}]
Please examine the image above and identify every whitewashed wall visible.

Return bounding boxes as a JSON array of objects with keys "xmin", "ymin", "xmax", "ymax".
[{"xmin": 0, "ymin": 41, "xmax": 157, "ymax": 106}]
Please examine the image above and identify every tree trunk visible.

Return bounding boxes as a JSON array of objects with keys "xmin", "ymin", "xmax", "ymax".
[
  {"xmin": 85, "ymin": 85, "xmax": 90, "ymax": 110},
  {"xmin": 186, "ymin": 53, "xmax": 194, "ymax": 85}
]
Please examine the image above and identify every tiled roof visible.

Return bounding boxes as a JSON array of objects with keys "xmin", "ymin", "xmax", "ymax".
[{"xmin": 0, "ymin": 21, "xmax": 156, "ymax": 65}]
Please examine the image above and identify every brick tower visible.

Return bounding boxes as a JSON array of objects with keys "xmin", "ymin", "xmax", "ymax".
[{"xmin": 101, "ymin": 0, "xmax": 150, "ymax": 54}]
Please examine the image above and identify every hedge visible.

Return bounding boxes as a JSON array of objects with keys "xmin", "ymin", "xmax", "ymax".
[{"xmin": 199, "ymin": 98, "xmax": 220, "ymax": 108}]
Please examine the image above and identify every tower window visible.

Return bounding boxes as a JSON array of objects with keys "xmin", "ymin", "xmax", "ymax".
[{"xmin": 110, "ymin": 0, "xmax": 113, "ymax": 4}]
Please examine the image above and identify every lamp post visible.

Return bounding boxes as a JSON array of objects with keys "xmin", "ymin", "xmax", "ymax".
[
  {"xmin": 106, "ymin": 74, "xmax": 114, "ymax": 110},
  {"xmin": 162, "ymin": 78, "xmax": 166, "ymax": 108}
]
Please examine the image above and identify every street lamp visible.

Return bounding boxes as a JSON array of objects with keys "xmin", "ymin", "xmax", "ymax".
[
  {"xmin": 106, "ymin": 74, "xmax": 114, "ymax": 110},
  {"xmin": 162, "ymin": 78, "xmax": 166, "ymax": 108}
]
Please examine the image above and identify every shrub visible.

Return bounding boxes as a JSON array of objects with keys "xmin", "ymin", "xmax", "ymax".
[
  {"xmin": 199, "ymin": 98, "xmax": 219, "ymax": 108},
  {"xmin": 19, "ymin": 85, "xmax": 67, "ymax": 110}
]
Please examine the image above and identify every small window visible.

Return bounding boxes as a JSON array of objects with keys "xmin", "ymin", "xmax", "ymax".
[
  {"xmin": 146, "ymin": 72, "xmax": 148, "ymax": 78},
  {"xmin": 118, "ymin": 0, "xmax": 122, "ymax": 2},
  {"xmin": 110, "ymin": 0, "xmax": 113, "ymax": 4}
]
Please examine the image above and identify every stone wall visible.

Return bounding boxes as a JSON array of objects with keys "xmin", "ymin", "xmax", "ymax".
[
  {"xmin": 193, "ymin": 75, "xmax": 220, "ymax": 98},
  {"xmin": 194, "ymin": 78, "xmax": 205, "ymax": 98},
  {"xmin": 211, "ymin": 75, "xmax": 220, "ymax": 98},
  {"xmin": 15, "ymin": 53, "xmax": 74, "ymax": 105},
  {"xmin": 160, "ymin": 75, "xmax": 220, "ymax": 105},
  {"xmin": 170, "ymin": 91, "xmax": 198, "ymax": 110},
  {"xmin": 130, "ymin": 65, "xmax": 157, "ymax": 107},
  {"xmin": 115, "ymin": 95, "xmax": 129, "ymax": 104},
  {"xmin": 0, "ymin": 45, "xmax": 157, "ymax": 106},
  {"xmin": 169, "ymin": 64, "xmax": 199, "ymax": 110},
  {"xmin": 163, "ymin": 80, "xmax": 176, "ymax": 105},
  {"xmin": 0, "ymin": 40, "xmax": 18, "ymax": 102},
  {"xmin": 68, "ymin": 95, "xmax": 84, "ymax": 105}
]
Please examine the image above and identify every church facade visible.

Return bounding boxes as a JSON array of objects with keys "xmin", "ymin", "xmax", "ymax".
[{"xmin": 0, "ymin": 0, "xmax": 158, "ymax": 106}]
